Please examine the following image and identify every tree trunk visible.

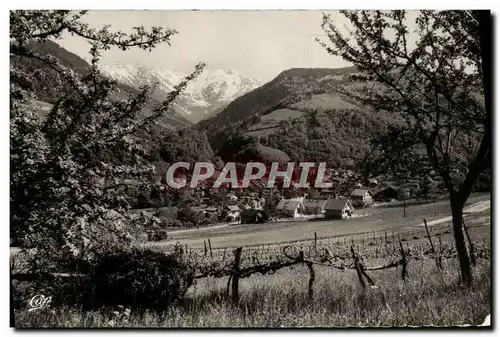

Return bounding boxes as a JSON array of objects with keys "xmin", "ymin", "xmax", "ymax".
[{"xmin": 450, "ymin": 196, "xmax": 472, "ymax": 285}]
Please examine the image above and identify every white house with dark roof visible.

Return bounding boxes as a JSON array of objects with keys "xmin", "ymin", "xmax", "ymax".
[
  {"xmin": 351, "ymin": 188, "xmax": 373, "ymax": 207},
  {"xmin": 224, "ymin": 204, "xmax": 241, "ymax": 221},
  {"xmin": 324, "ymin": 199, "xmax": 354, "ymax": 219},
  {"xmin": 276, "ymin": 197, "xmax": 305, "ymax": 218}
]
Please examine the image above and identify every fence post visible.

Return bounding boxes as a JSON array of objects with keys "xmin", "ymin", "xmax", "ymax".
[
  {"xmin": 423, "ymin": 219, "xmax": 442, "ymax": 269},
  {"xmin": 204, "ymin": 240, "xmax": 207, "ymax": 256},
  {"xmin": 305, "ymin": 261, "xmax": 315, "ymax": 300},
  {"xmin": 351, "ymin": 246, "xmax": 365, "ymax": 289},
  {"xmin": 314, "ymin": 232, "xmax": 317, "ymax": 256},
  {"xmin": 231, "ymin": 247, "xmax": 243, "ymax": 304},
  {"xmin": 399, "ymin": 241, "xmax": 408, "ymax": 281},
  {"xmin": 463, "ymin": 219, "xmax": 476, "ymax": 267},
  {"xmin": 208, "ymin": 238, "xmax": 213, "ymax": 258},
  {"xmin": 226, "ymin": 274, "xmax": 232, "ymax": 297}
]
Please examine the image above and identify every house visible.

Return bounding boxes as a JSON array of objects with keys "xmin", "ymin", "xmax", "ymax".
[
  {"xmin": 324, "ymin": 199, "xmax": 354, "ymax": 219},
  {"xmin": 189, "ymin": 205, "xmax": 220, "ymax": 218},
  {"xmin": 373, "ymin": 186, "xmax": 399, "ymax": 202},
  {"xmin": 240, "ymin": 209, "xmax": 268, "ymax": 224},
  {"xmin": 203, "ymin": 207, "xmax": 220, "ymax": 215},
  {"xmin": 238, "ymin": 197, "xmax": 264, "ymax": 211},
  {"xmin": 276, "ymin": 197, "xmax": 305, "ymax": 218},
  {"xmin": 225, "ymin": 192, "xmax": 238, "ymax": 202},
  {"xmin": 369, "ymin": 178, "xmax": 379, "ymax": 187},
  {"xmin": 319, "ymin": 189, "xmax": 338, "ymax": 199},
  {"xmin": 224, "ymin": 205, "xmax": 241, "ymax": 221},
  {"xmin": 351, "ymin": 188, "xmax": 373, "ymax": 207},
  {"xmin": 302, "ymin": 199, "xmax": 328, "ymax": 215}
]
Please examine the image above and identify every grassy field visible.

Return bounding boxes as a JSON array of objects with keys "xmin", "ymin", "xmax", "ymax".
[
  {"xmin": 155, "ymin": 193, "xmax": 490, "ymax": 250},
  {"xmin": 13, "ymin": 194, "xmax": 491, "ymax": 328},
  {"xmin": 15, "ymin": 228, "xmax": 491, "ymax": 327}
]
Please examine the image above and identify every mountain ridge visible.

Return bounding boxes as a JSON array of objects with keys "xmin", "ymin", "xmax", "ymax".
[{"xmin": 100, "ymin": 64, "xmax": 262, "ymax": 122}]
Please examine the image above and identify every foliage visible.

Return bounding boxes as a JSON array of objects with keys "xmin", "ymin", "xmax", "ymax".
[
  {"xmin": 216, "ymin": 132, "xmax": 259, "ymax": 163},
  {"xmin": 318, "ymin": 10, "xmax": 488, "ymax": 200},
  {"xmin": 265, "ymin": 108, "xmax": 397, "ymax": 165},
  {"xmin": 16, "ymin": 247, "xmax": 195, "ymax": 310},
  {"xmin": 10, "ymin": 10, "xmax": 204, "ymax": 269},
  {"xmin": 90, "ymin": 248, "xmax": 194, "ymax": 309},
  {"xmin": 156, "ymin": 128, "xmax": 214, "ymax": 163},
  {"xmin": 318, "ymin": 10, "xmax": 491, "ymax": 284}
]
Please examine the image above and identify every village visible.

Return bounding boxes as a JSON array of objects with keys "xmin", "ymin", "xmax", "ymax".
[{"xmin": 133, "ymin": 166, "xmax": 444, "ymax": 240}]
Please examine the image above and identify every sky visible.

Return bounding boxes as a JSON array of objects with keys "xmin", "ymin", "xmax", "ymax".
[{"xmin": 57, "ymin": 10, "xmax": 356, "ymax": 82}]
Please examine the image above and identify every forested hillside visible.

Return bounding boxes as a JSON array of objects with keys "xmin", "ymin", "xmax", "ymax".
[{"xmin": 196, "ymin": 66, "xmax": 403, "ymax": 167}]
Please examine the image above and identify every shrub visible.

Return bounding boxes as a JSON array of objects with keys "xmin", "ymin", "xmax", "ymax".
[
  {"xmin": 147, "ymin": 229, "xmax": 169, "ymax": 241},
  {"xmin": 90, "ymin": 248, "xmax": 194, "ymax": 310},
  {"xmin": 16, "ymin": 248, "xmax": 195, "ymax": 311}
]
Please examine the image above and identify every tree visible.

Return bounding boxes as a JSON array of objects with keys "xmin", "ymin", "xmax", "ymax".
[
  {"xmin": 318, "ymin": 10, "xmax": 491, "ymax": 285},
  {"xmin": 217, "ymin": 131, "xmax": 258, "ymax": 163},
  {"xmin": 10, "ymin": 10, "xmax": 204, "ymax": 270}
]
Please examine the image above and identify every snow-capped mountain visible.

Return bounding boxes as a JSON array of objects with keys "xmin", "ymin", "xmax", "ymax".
[{"xmin": 100, "ymin": 64, "xmax": 262, "ymax": 122}]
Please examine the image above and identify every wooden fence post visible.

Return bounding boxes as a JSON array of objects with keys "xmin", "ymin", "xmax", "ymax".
[
  {"xmin": 231, "ymin": 247, "xmax": 243, "ymax": 304},
  {"xmin": 351, "ymin": 246, "xmax": 365, "ymax": 289},
  {"xmin": 204, "ymin": 240, "xmax": 207, "ymax": 256},
  {"xmin": 226, "ymin": 274, "xmax": 232, "ymax": 297},
  {"xmin": 305, "ymin": 261, "xmax": 315, "ymax": 300},
  {"xmin": 208, "ymin": 238, "xmax": 213, "ymax": 258},
  {"xmin": 463, "ymin": 219, "xmax": 476, "ymax": 267},
  {"xmin": 423, "ymin": 219, "xmax": 442, "ymax": 269},
  {"xmin": 314, "ymin": 232, "xmax": 317, "ymax": 256},
  {"xmin": 399, "ymin": 241, "xmax": 408, "ymax": 281}
]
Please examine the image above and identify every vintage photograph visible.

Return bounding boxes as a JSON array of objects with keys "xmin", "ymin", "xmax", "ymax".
[{"xmin": 10, "ymin": 9, "xmax": 491, "ymax": 328}]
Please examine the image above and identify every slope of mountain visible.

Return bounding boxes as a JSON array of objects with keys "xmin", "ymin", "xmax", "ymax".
[
  {"xmin": 100, "ymin": 64, "xmax": 262, "ymax": 122},
  {"xmin": 196, "ymin": 66, "xmax": 404, "ymax": 167},
  {"xmin": 11, "ymin": 40, "xmax": 193, "ymax": 131}
]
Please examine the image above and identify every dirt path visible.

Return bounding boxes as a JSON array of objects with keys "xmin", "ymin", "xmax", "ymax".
[
  {"xmin": 167, "ymin": 222, "xmax": 231, "ymax": 234},
  {"xmin": 413, "ymin": 199, "xmax": 491, "ymax": 228}
]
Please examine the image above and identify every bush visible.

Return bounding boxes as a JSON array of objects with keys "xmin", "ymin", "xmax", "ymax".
[
  {"xmin": 18, "ymin": 248, "xmax": 195, "ymax": 311},
  {"xmin": 90, "ymin": 248, "xmax": 195, "ymax": 310},
  {"xmin": 147, "ymin": 229, "xmax": 169, "ymax": 241}
]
